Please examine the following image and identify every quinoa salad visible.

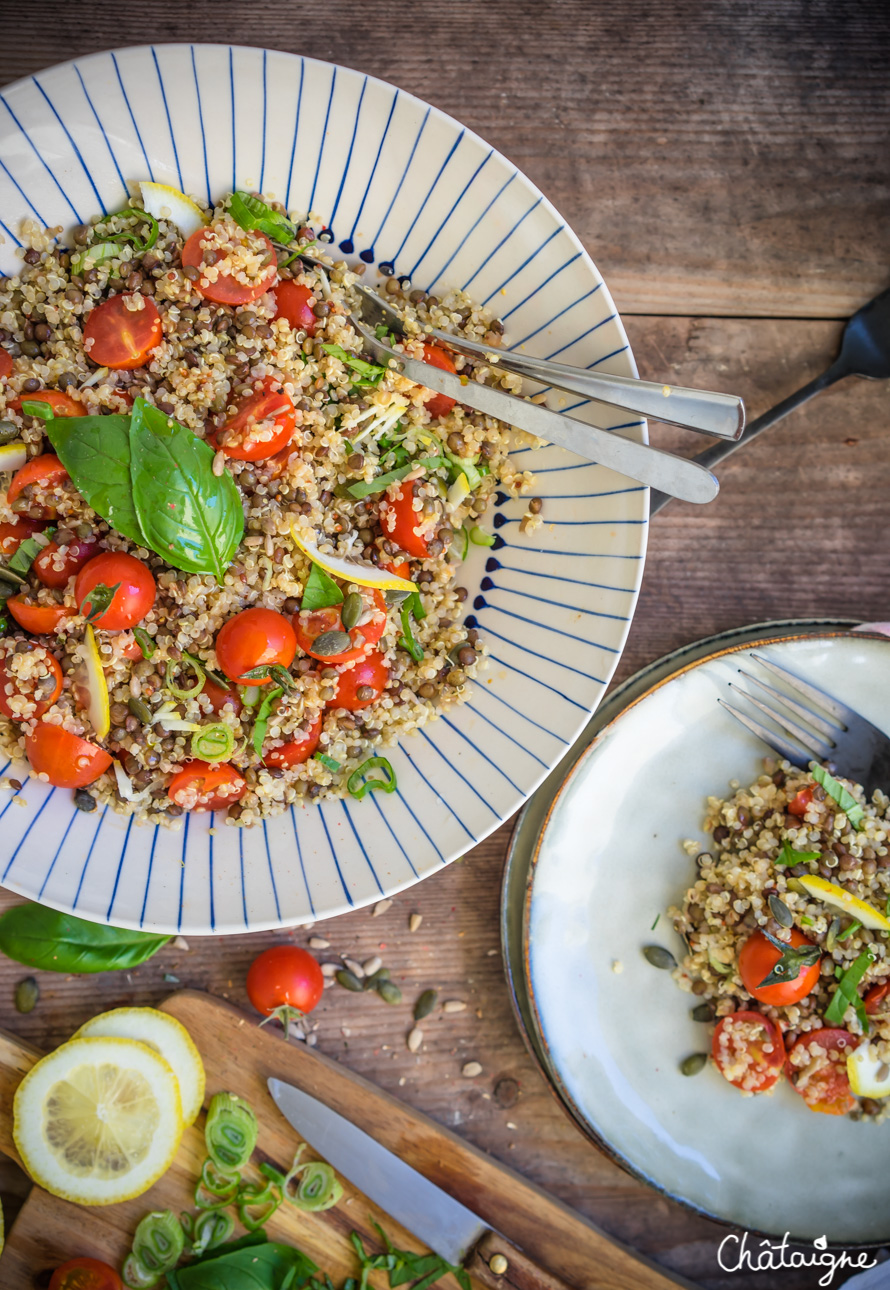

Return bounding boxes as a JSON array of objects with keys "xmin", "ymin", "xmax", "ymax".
[
  {"xmin": 0, "ymin": 183, "xmax": 544, "ymax": 826},
  {"xmin": 665, "ymin": 758, "xmax": 890, "ymax": 1119}
]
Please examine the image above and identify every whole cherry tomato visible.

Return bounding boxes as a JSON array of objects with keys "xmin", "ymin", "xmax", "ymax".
[
  {"xmin": 215, "ymin": 607, "xmax": 297, "ymax": 685},
  {"xmin": 272, "ymin": 279, "xmax": 317, "ymax": 335},
  {"xmin": 7, "ymin": 454, "xmax": 70, "ymax": 520},
  {"xmin": 326, "ymin": 648, "xmax": 389, "ymax": 711},
  {"xmin": 247, "ymin": 944, "xmax": 324, "ymax": 1026},
  {"xmin": 263, "ymin": 713, "xmax": 323, "ymax": 768},
  {"xmin": 712, "ymin": 1010, "xmax": 785, "ymax": 1093},
  {"xmin": 420, "ymin": 343, "xmax": 457, "ymax": 419},
  {"xmin": 786, "ymin": 1028, "xmax": 858, "ymax": 1115},
  {"xmin": 49, "ymin": 1257, "xmax": 123, "ymax": 1290},
  {"xmin": 75, "ymin": 552, "xmax": 156, "ymax": 630},
  {"xmin": 25, "ymin": 723, "xmax": 112, "ymax": 788},
  {"xmin": 210, "ymin": 376, "xmax": 296, "ymax": 462},
  {"xmin": 6, "ymin": 597, "xmax": 76, "ymax": 635},
  {"xmin": 181, "ymin": 226, "xmax": 277, "ymax": 305},
  {"xmin": 34, "ymin": 537, "xmax": 101, "ymax": 589},
  {"xmin": 0, "ymin": 642, "xmax": 63, "ymax": 720},
  {"xmin": 738, "ymin": 927, "xmax": 821, "ymax": 1007},
  {"xmin": 379, "ymin": 480, "xmax": 435, "ymax": 559},
  {"xmin": 82, "ymin": 294, "xmax": 163, "ymax": 370},
  {"xmin": 292, "ymin": 588, "xmax": 387, "ymax": 665},
  {"xmin": 168, "ymin": 760, "xmax": 247, "ymax": 812}
]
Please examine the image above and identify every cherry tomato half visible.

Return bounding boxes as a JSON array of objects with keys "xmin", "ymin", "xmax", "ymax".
[
  {"xmin": 82, "ymin": 294, "xmax": 163, "ymax": 370},
  {"xmin": 210, "ymin": 376, "xmax": 296, "ymax": 462},
  {"xmin": 292, "ymin": 588, "xmax": 387, "ymax": 665},
  {"xmin": 0, "ymin": 642, "xmax": 62, "ymax": 720},
  {"xmin": 738, "ymin": 927, "xmax": 821, "ymax": 1007},
  {"xmin": 379, "ymin": 480, "xmax": 435, "ymax": 559},
  {"xmin": 34, "ymin": 537, "xmax": 101, "ymax": 589},
  {"xmin": 49, "ymin": 1256, "xmax": 123, "ymax": 1290},
  {"xmin": 247, "ymin": 944, "xmax": 324, "ymax": 1019},
  {"xmin": 168, "ymin": 759, "xmax": 247, "ymax": 812},
  {"xmin": 6, "ymin": 597, "xmax": 76, "ymax": 635},
  {"xmin": 326, "ymin": 648, "xmax": 389, "ymax": 711},
  {"xmin": 215, "ymin": 607, "xmax": 297, "ymax": 685},
  {"xmin": 272, "ymin": 279, "xmax": 317, "ymax": 335},
  {"xmin": 420, "ymin": 343, "xmax": 457, "ymax": 419},
  {"xmin": 386, "ymin": 559, "xmax": 412, "ymax": 581},
  {"xmin": 202, "ymin": 676, "xmax": 243, "ymax": 717},
  {"xmin": 263, "ymin": 713, "xmax": 323, "ymax": 768},
  {"xmin": 0, "ymin": 348, "xmax": 14, "ymax": 380},
  {"xmin": 865, "ymin": 982, "xmax": 890, "ymax": 1015},
  {"xmin": 26, "ymin": 723, "xmax": 112, "ymax": 789},
  {"xmin": 7, "ymin": 389, "xmax": 84, "ymax": 417},
  {"xmin": 786, "ymin": 1028, "xmax": 858, "ymax": 1115},
  {"xmin": 712, "ymin": 1010, "xmax": 785, "ymax": 1093},
  {"xmin": 74, "ymin": 552, "xmax": 156, "ymax": 630},
  {"xmin": 182, "ymin": 226, "xmax": 277, "ymax": 305},
  {"xmin": 7, "ymin": 454, "xmax": 70, "ymax": 520},
  {"xmin": 0, "ymin": 517, "xmax": 43, "ymax": 557},
  {"xmin": 787, "ymin": 786, "xmax": 816, "ymax": 817}
]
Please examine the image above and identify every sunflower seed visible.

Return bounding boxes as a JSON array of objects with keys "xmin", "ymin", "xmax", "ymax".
[
  {"xmin": 362, "ymin": 955, "xmax": 382, "ymax": 977},
  {"xmin": 680, "ymin": 1053, "xmax": 708, "ymax": 1076},
  {"xmin": 309, "ymin": 936, "xmax": 330, "ymax": 949},
  {"xmin": 409, "ymin": 912, "xmax": 423, "ymax": 932},
  {"xmin": 373, "ymin": 899, "xmax": 393, "ymax": 917},
  {"xmin": 643, "ymin": 945, "xmax": 677, "ymax": 970},
  {"xmin": 407, "ymin": 1027, "xmax": 423, "ymax": 1052},
  {"xmin": 443, "ymin": 1000, "xmax": 467, "ymax": 1014},
  {"xmin": 414, "ymin": 989, "xmax": 438, "ymax": 1021},
  {"xmin": 342, "ymin": 958, "xmax": 365, "ymax": 978},
  {"xmin": 462, "ymin": 1061, "xmax": 483, "ymax": 1078},
  {"xmin": 172, "ymin": 936, "xmax": 190, "ymax": 951},
  {"xmin": 320, "ymin": 961, "xmax": 339, "ymax": 977}
]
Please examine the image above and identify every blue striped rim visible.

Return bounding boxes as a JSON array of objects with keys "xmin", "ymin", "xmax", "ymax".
[
  {"xmin": 261, "ymin": 820, "xmax": 282, "ymax": 920},
  {"xmin": 404, "ymin": 148, "xmax": 492, "ymax": 281},
  {"xmin": 105, "ymin": 814, "xmax": 135, "ymax": 919},
  {"xmin": 340, "ymin": 799, "xmax": 384, "ymax": 895},
  {"xmin": 140, "ymin": 825, "xmax": 161, "ymax": 926},
  {"xmin": 369, "ymin": 791, "xmax": 419, "ymax": 877},
  {"xmin": 150, "ymin": 48, "xmax": 183, "ymax": 191},
  {"xmin": 190, "ymin": 46, "xmax": 212, "ymax": 205},
  {"xmin": 111, "ymin": 51, "xmax": 153, "ymax": 180},
  {"xmin": 0, "ymin": 91, "xmax": 81, "ymax": 221},
  {"xmin": 319, "ymin": 808, "xmax": 354, "ymax": 905},
  {"xmin": 285, "ymin": 58, "xmax": 306, "ymax": 209},
  {"xmin": 344, "ymin": 87, "xmax": 399, "ymax": 248},
  {"xmin": 38, "ymin": 805, "xmax": 81, "ymax": 900},
  {"xmin": 73, "ymin": 65, "xmax": 125, "ymax": 191},
  {"xmin": 73, "ymin": 806, "xmax": 108, "ymax": 909},
  {"xmin": 308, "ymin": 66, "xmax": 337, "ymax": 219},
  {"xmin": 386, "ymin": 128, "xmax": 468, "ymax": 271},
  {"xmin": 366, "ymin": 106, "xmax": 430, "ymax": 254},
  {"xmin": 289, "ymin": 806, "xmax": 316, "ymax": 917},
  {"xmin": 327, "ymin": 75, "xmax": 367, "ymax": 237},
  {"xmin": 1, "ymin": 784, "xmax": 51, "ymax": 882},
  {"xmin": 424, "ymin": 167, "xmax": 514, "ymax": 292}
]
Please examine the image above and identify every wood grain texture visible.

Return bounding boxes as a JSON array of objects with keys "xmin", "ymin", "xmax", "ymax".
[{"xmin": 0, "ymin": 0, "xmax": 887, "ymax": 316}]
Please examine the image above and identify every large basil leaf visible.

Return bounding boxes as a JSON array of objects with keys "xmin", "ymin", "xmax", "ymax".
[
  {"xmin": 0, "ymin": 902, "xmax": 170, "ymax": 973},
  {"xmin": 46, "ymin": 411, "xmax": 146, "ymax": 545},
  {"xmin": 166, "ymin": 1240, "xmax": 317, "ymax": 1290},
  {"xmin": 228, "ymin": 191, "xmax": 296, "ymax": 245},
  {"xmin": 130, "ymin": 400, "xmax": 244, "ymax": 582}
]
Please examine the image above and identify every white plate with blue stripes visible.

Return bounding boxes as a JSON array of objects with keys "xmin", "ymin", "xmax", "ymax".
[{"xmin": 0, "ymin": 43, "xmax": 647, "ymax": 934}]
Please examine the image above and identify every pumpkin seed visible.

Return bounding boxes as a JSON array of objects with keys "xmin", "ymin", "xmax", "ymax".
[
  {"xmin": 340, "ymin": 592, "xmax": 363, "ymax": 631},
  {"xmin": 768, "ymin": 894, "xmax": 793, "ymax": 928},
  {"xmin": 785, "ymin": 877, "xmax": 809, "ymax": 897},
  {"xmin": 363, "ymin": 967, "xmax": 391, "ymax": 991},
  {"xmin": 14, "ymin": 976, "xmax": 39, "ymax": 1014},
  {"xmin": 414, "ymin": 989, "xmax": 438, "ymax": 1021},
  {"xmin": 127, "ymin": 696, "xmax": 153, "ymax": 724},
  {"xmin": 680, "ymin": 1052, "xmax": 708, "ymax": 1076},
  {"xmin": 691, "ymin": 1002, "xmax": 715, "ymax": 1022},
  {"xmin": 384, "ymin": 589, "xmax": 411, "ymax": 605},
  {"xmin": 312, "ymin": 630, "xmax": 352, "ymax": 657},
  {"xmin": 376, "ymin": 979, "xmax": 402, "ymax": 1005},
  {"xmin": 826, "ymin": 917, "xmax": 841, "ymax": 953},
  {"xmin": 643, "ymin": 945, "xmax": 677, "ymax": 970},
  {"xmin": 0, "ymin": 420, "xmax": 21, "ymax": 445},
  {"xmin": 335, "ymin": 969, "xmax": 364, "ymax": 992}
]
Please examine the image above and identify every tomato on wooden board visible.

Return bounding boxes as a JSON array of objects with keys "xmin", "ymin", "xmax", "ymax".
[
  {"xmin": 865, "ymin": 982, "xmax": 890, "ymax": 1015},
  {"xmin": 738, "ymin": 927, "xmax": 821, "ymax": 1007},
  {"xmin": 292, "ymin": 588, "xmax": 387, "ymax": 666},
  {"xmin": 215, "ymin": 607, "xmax": 297, "ymax": 685},
  {"xmin": 74, "ymin": 552, "xmax": 156, "ymax": 630},
  {"xmin": 420, "ymin": 343, "xmax": 457, "ymax": 419},
  {"xmin": 247, "ymin": 944, "xmax": 324, "ymax": 1025},
  {"xmin": 712, "ymin": 1010, "xmax": 785, "ymax": 1093},
  {"xmin": 0, "ymin": 348, "xmax": 13, "ymax": 380},
  {"xmin": 34, "ymin": 537, "xmax": 101, "ymax": 589},
  {"xmin": 6, "ymin": 597, "xmax": 75, "ymax": 635},
  {"xmin": 210, "ymin": 376, "xmax": 296, "ymax": 462},
  {"xmin": 49, "ymin": 1257, "xmax": 123, "ymax": 1290},
  {"xmin": 379, "ymin": 481, "xmax": 434, "ymax": 559},
  {"xmin": 0, "ymin": 517, "xmax": 43, "ymax": 557},
  {"xmin": 263, "ymin": 713, "xmax": 323, "ymax": 768},
  {"xmin": 25, "ymin": 723, "xmax": 112, "ymax": 789},
  {"xmin": 786, "ymin": 1028, "xmax": 858, "ymax": 1115},
  {"xmin": 7, "ymin": 389, "xmax": 84, "ymax": 417},
  {"xmin": 0, "ymin": 643, "xmax": 63, "ymax": 720},
  {"xmin": 787, "ymin": 786, "xmax": 816, "ymax": 817},
  {"xmin": 326, "ymin": 648, "xmax": 389, "ymax": 711},
  {"xmin": 168, "ymin": 760, "xmax": 247, "ymax": 812},
  {"xmin": 272, "ymin": 279, "xmax": 317, "ymax": 335},
  {"xmin": 7, "ymin": 454, "xmax": 70, "ymax": 519},
  {"xmin": 82, "ymin": 294, "xmax": 163, "ymax": 370},
  {"xmin": 202, "ymin": 676, "xmax": 243, "ymax": 717},
  {"xmin": 181, "ymin": 226, "xmax": 277, "ymax": 305}
]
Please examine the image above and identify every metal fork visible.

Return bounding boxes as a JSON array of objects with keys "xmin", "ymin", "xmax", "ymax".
[{"xmin": 719, "ymin": 652, "xmax": 890, "ymax": 796}]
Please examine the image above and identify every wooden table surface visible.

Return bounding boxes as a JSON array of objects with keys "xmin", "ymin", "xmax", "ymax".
[{"xmin": 1, "ymin": 3, "xmax": 889, "ymax": 1287}]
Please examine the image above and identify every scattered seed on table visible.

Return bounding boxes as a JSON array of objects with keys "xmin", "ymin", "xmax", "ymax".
[
  {"xmin": 172, "ymin": 936, "xmax": 190, "ymax": 952},
  {"xmin": 462, "ymin": 1061, "xmax": 483, "ymax": 1078},
  {"xmin": 309, "ymin": 936, "xmax": 330, "ymax": 949},
  {"xmin": 681, "ymin": 1053, "xmax": 709, "ymax": 1076},
  {"xmin": 643, "ymin": 945, "xmax": 677, "ymax": 970},
  {"xmin": 320, "ymin": 962, "xmax": 338, "ymax": 977},
  {"xmin": 373, "ymin": 899, "xmax": 393, "ymax": 917},
  {"xmin": 443, "ymin": 1000, "xmax": 467, "ymax": 1014},
  {"xmin": 407, "ymin": 1027, "xmax": 423, "ymax": 1053},
  {"xmin": 342, "ymin": 958, "xmax": 365, "ymax": 978},
  {"xmin": 414, "ymin": 989, "xmax": 438, "ymax": 1021},
  {"xmin": 14, "ymin": 976, "xmax": 39, "ymax": 1014},
  {"xmin": 377, "ymin": 979, "xmax": 402, "ymax": 1005},
  {"xmin": 336, "ymin": 969, "xmax": 364, "ymax": 992},
  {"xmin": 364, "ymin": 968, "xmax": 391, "ymax": 990},
  {"xmin": 409, "ymin": 912, "xmax": 423, "ymax": 933},
  {"xmin": 362, "ymin": 955, "xmax": 383, "ymax": 977}
]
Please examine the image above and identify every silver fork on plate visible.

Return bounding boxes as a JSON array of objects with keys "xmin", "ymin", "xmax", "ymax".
[{"xmin": 719, "ymin": 652, "xmax": 890, "ymax": 795}]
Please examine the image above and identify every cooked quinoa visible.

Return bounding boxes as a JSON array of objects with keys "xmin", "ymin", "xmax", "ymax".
[
  {"xmin": 669, "ymin": 758, "xmax": 890, "ymax": 1118},
  {"xmin": 0, "ymin": 190, "xmax": 542, "ymax": 826}
]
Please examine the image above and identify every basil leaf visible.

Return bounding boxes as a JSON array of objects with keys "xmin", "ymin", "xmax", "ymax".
[
  {"xmin": 129, "ymin": 399, "xmax": 244, "ymax": 581},
  {"xmin": 810, "ymin": 763, "xmax": 865, "ymax": 827},
  {"xmin": 300, "ymin": 562, "xmax": 343, "ymax": 611},
  {"xmin": 228, "ymin": 191, "xmax": 296, "ymax": 244},
  {"xmin": 252, "ymin": 686, "xmax": 283, "ymax": 758},
  {"xmin": 46, "ymin": 410, "xmax": 147, "ymax": 545},
  {"xmin": 165, "ymin": 1239, "xmax": 317, "ymax": 1290},
  {"xmin": 7, "ymin": 527, "xmax": 53, "ymax": 577},
  {"xmin": 0, "ymin": 902, "xmax": 170, "ymax": 974},
  {"xmin": 775, "ymin": 838, "xmax": 821, "ymax": 867},
  {"xmin": 320, "ymin": 343, "xmax": 386, "ymax": 386}
]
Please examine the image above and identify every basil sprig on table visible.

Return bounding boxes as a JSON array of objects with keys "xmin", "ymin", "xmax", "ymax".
[
  {"xmin": 166, "ymin": 1233, "xmax": 317, "ymax": 1290},
  {"xmin": 0, "ymin": 902, "xmax": 170, "ymax": 973},
  {"xmin": 45, "ymin": 397, "xmax": 244, "ymax": 581}
]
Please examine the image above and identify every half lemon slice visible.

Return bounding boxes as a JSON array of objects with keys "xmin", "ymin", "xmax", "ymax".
[
  {"xmin": 139, "ymin": 181, "xmax": 208, "ymax": 239},
  {"xmin": 290, "ymin": 523, "xmax": 417, "ymax": 593},
  {"xmin": 75, "ymin": 1007, "xmax": 205, "ymax": 1127},
  {"xmin": 14, "ymin": 1036, "xmax": 183, "ymax": 1205},
  {"xmin": 795, "ymin": 876, "xmax": 890, "ymax": 932},
  {"xmin": 72, "ymin": 625, "xmax": 110, "ymax": 740}
]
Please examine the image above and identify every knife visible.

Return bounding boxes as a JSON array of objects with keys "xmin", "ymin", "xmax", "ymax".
[
  {"xmin": 268, "ymin": 1076, "xmax": 577, "ymax": 1290},
  {"xmin": 352, "ymin": 318, "xmax": 719, "ymax": 506}
]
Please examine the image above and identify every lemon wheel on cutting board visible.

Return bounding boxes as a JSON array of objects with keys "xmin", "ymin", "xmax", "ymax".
[{"xmin": 13, "ymin": 1036, "xmax": 183, "ymax": 1205}]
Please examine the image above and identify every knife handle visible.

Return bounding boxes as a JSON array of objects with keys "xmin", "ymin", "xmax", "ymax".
[{"xmin": 465, "ymin": 1230, "xmax": 577, "ymax": 1290}]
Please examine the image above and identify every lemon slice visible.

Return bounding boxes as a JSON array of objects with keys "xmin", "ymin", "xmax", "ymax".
[
  {"xmin": 290, "ymin": 522, "xmax": 417, "ymax": 593},
  {"xmin": 14, "ymin": 1036, "xmax": 182, "ymax": 1205},
  {"xmin": 75, "ymin": 1008, "xmax": 205, "ymax": 1126},
  {"xmin": 73, "ymin": 625, "xmax": 110, "ymax": 739},
  {"xmin": 0, "ymin": 442, "xmax": 28, "ymax": 473},
  {"xmin": 139, "ymin": 181, "xmax": 208, "ymax": 239},
  {"xmin": 848, "ymin": 1041, "xmax": 890, "ymax": 1098},
  {"xmin": 796, "ymin": 876, "xmax": 890, "ymax": 932}
]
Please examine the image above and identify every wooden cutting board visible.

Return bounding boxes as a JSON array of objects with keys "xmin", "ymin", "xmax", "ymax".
[{"xmin": 0, "ymin": 990, "xmax": 692, "ymax": 1289}]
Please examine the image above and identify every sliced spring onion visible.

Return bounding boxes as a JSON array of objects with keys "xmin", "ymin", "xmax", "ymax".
[
  {"xmin": 347, "ymin": 756, "xmax": 397, "ymax": 800},
  {"xmin": 191, "ymin": 722, "xmax": 236, "ymax": 762},
  {"xmin": 314, "ymin": 752, "xmax": 340, "ymax": 773},
  {"xmin": 320, "ymin": 342, "xmax": 386, "ymax": 386},
  {"xmin": 198, "ymin": 1157, "xmax": 240, "ymax": 1202},
  {"xmin": 103, "ymin": 207, "xmax": 159, "ymax": 253},
  {"xmin": 455, "ymin": 525, "xmax": 470, "ymax": 561},
  {"xmin": 810, "ymin": 763, "xmax": 865, "ymax": 828},
  {"xmin": 133, "ymin": 626, "xmax": 156, "ymax": 659},
  {"xmin": 281, "ymin": 1145, "xmax": 343, "ymax": 1212},
  {"xmin": 129, "ymin": 1209, "xmax": 185, "ymax": 1281},
  {"xmin": 204, "ymin": 1091, "xmax": 258, "ymax": 1173},
  {"xmin": 837, "ymin": 919, "xmax": 863, "ymax": 942},
  {"xmin": 447, "ymin": 453, "xmax": 482, "ymax": 491},
  {"xmin": 19, "ymin": 399, "xmax": 54, "ymax": 421},
  {"xmin": 397, "ymin": 602, "xmax": 424, "ymax": 663},
  {"xmin": 236, "ymin": 1178, "xmax": 281, "ymax": 1231},
  {"xmin": 7, "ymin": 527, "xmax": 53, "ymax": 577},
  {"xmin": 122, "ymin": 1253, "xmax": 159, "ymax": 1289},
  {"xmin": 825, "ymin": 949, "xmax": 874, "ymax": 1028},
  {"xmin": 240, "ymin": 685, "xmax": 263, "ymax": 708},
  {"xmin": 190, "ymin": 1209, "xmax": 234, "ymax": 1257},
  {"xmin": 165, "ymin": 654, "xmax": 205, "ymax": 699},
  {"xmin": 182, "ymin": 650, "xmax": 230, "ymax": 691},
  {"xmin": 301, "ymin": 561, "xmax": 343, "ymax": 611},
  {"xmin": 70, "ymin": 241, "xmax": 123, "ymax": 277},
  {"xmin": 469, "ymin": 525, "xmax": 495, "ymax": 547},
  {"xmin": 278, "ymin": 237, "xmax": 319, "ymax": 269},
  {"xmin": 252, "ymin": 686, "xmax": 284, "ymax": 758},
  {"xmin": 408, "ymin": 591, "xmax": 427, "ymax": 622}
]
